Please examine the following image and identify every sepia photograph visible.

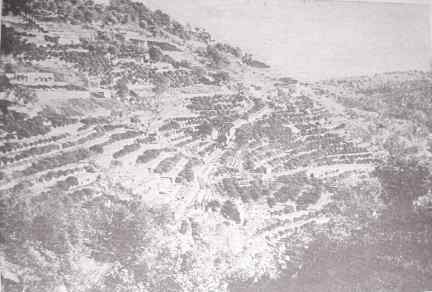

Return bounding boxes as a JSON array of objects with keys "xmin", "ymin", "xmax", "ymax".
[{"xmin": 0, "ymin": 0, "xmax": 432, "ymax": 291}]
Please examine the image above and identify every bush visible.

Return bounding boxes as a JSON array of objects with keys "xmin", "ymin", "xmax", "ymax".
[
  {"xmin": 3, "ymin": 0, "xmax": 30, "ymax": 15},
  {"xmin": 113, "ymin": 143, "xmax": 140, "ymax": 159},
  {"xmin": 114, "ymin": 77, "xmax": 129, "ymax": 98},
  {"xmin": 206, "ymin": 45, "xmax": 229, "ymax": 68},
  {"xmin": 376, "ymin": 159, "xmax": 431, "ymax": 216},
  {"xmin": 154, "ymin": 155, "xmax": 181, "ymax": 174},
  {"xmin": 149, "ymin": 46, "xmax": 164, "ymax": 62},
  {"xmin": 1, "ymin": 26, "xmax": 30, "ymax": 55},
  {"xmin": 153, "ymin": 9, "xmax": 170, "ymax": 27},
  {"xmin": 149, "ymin": 41, "xmax": 181, "ymax": 52},
  {"xmin": 153, "ymin": 73, "xmax": 170, "ymax": 95},
  {"xmin": 221, "ymin": 201, "xmax": 241, "ymax": 223},
  {"xmin": 14, "ymin": 87, "xmax": 38, "ymax": 104},
  {"xmin": 136, "ymin": 149, "xmax": 161, "ymax": 164},
  {"xmin": 213, "ymin": 71, "xmax": 230, "ymax": 85},
  {"xmin": 215, "ymin": 43, "xmax": 242, "ymax": 58},
  {"xmin": 0, "ymin": 75, "xmax": 12, "ymax": 91},
  {"xmin": 197, "ymin": 121, "xmax": 213, "ymax": 137}
]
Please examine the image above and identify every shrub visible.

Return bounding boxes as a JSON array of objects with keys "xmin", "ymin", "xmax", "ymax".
[
  {"xmin": 136, "ymin": 149, "xmax": 161, "ymax": 164},
  {"xmin": 153, "ymin": 9, "xmax": 170, "ymax": 27},
  {"xmin": 153, "ymin": 73, "xmax": 170, "ymax": 95},
  {"xmin": 14, "ymin": 87, "xmax": 38, "ymax": 104},
  {"xmin": 3, "ymin": 0, "xmax": 31, "ymax": 15},
  {"xmin": 149, "ymin": 46, "xmax": 164, "ymax": 62},
  {"xmin": 206, "ymin": 45, "xmax": 229, "ymax": 68},
  {"xmin": 149, "ymin": 41, "xmax": 181, "ymax": 52},
  {"xmin": 376, "ymin": 159, "xmax": 431, "ymax": 216},
  {"xmin": 213, "ymin": 71, "xmax": 230, "ymax": 85},
  {"xmin": 113, "ymin": 143, "xmax": 140, "ymax": 159},
  {"xmin": 0, "ymin": 75, "xmax": 12, "ymax": 91},
  {"xmin": 221, "ymin": 201, "xmax": 241, "ymax": 223},
  {"xmin": 1, "ymin": 26, "xmax": 30, "ymax": 55}
]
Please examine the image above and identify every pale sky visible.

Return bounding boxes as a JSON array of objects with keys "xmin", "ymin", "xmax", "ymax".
[
  {"xmin": 120, "ymin": 0, "xmax": 432, "ymax": 80},
  {"xmin": 138, "ymin": 0, "xmax": 431, "ymax": 80}
]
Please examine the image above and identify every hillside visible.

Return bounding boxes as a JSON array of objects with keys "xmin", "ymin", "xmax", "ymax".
[{"xmin": 1, "ymin": 1, "xmax": 432, "ymax": 292}]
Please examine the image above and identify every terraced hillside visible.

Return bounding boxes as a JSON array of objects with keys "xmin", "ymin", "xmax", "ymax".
[{"xmin": 1, "ymin": 1, "xmax": 432, "ymax": 292}]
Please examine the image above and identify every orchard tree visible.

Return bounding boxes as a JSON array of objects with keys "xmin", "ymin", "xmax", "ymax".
[
  {"xmin": 3, "ymin": 0, "xmax": 31, "ymax": 15},
  {"xmin": 153, "ymin": 9, "xmax": 170, "ymax": 27},
  {"xmin": 149, "ymin": 46, "xmax": 163, "ymax": 62},
  {"xmin": 1, "ymin": 25, "xmax": 29, "ymax": 55},
  {"xmin": 153, "ymin": 74, "xmax": 170, "ymax": 95}
]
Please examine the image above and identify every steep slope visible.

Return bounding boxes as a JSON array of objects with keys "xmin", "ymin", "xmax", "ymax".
[
  {"xmin": 231, "ymin": 72, "xmax": 432, "ymax": 291},
  {"xmin": 1, "ymin": 1, "xmax": 432, "ymax": 292}
]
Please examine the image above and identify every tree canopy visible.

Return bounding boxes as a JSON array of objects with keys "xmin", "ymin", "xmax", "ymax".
[{"xmin": 3, "ymin": 0, "xmax": 31, "ymax": 15}]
